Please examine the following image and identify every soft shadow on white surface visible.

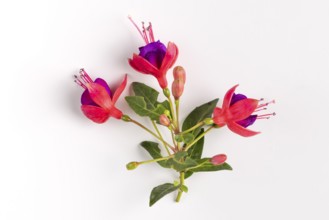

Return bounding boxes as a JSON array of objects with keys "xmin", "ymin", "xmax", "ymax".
[{"xmin": 1, "ymin": 0, "xmax": 329, "ymax": 220}]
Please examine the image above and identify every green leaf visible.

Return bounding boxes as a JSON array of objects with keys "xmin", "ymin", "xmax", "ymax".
[
  {"xmin": 182, "ymin": 99, "xmax": 218, "ymax": 135},
  {"xmin": 132, "ymin": 82, "xmax": 159, "ymax": 109},
  {"xmin": 187, "ymin": 129, "xmax": 204, "ymax": 160},
  {"xmin": 175, "ymin": 133, "xmax": 194, "ymax": 144},
  {"xmin": 173, "ymin": 151, "xmax": 188, "ymax": 160},
  {"xmin": 149, "ymin": 183, "xmax": 180, "ymax": 206},
  {"xmin": 158, "ymin": 100, "xmax": 171, "ymax": 112},
  {"xmin": 188, "ymin": 161, "xmax": 233, "ymax": 172},
  {"xmin": 184, "ymin": 129, "xmax": 205, "ymax": 179},
  {"xmin": 140, "ymin": 141, "xmax": 170, "ymax": 168},
  {"xmin": 167, "ymin": 157, "xmax": 198, "ymax": 172},
  {"xmin": 184, "ymin": 171, "xmax": 193, "ymax": 179},
  {"xmin": 125, "ymin": 96, "xmax": 166, "ymax": 121}
]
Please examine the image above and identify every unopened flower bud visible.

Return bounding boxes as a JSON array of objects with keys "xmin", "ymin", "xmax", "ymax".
[
  {"xmin": 159, "ymin": 114, "xmax": 171, "ymax": 127},
  {"xmin": 164, "ymin": 110, "xmax": 171, "ymax": 117},
  {"xmin": 173, "ymin": 66, "xmax": 186, "ymax": 83},
  {"xmin": 172, "ymin": 66, "xmax": 186, "ymax": 100},
  {"xmin": 210, "ymin": 154, "xmax": 227, "ymax": 165},
  {"xmin": 126, "ymin": 161, "xmax": 139, "ymax": 170},
  {"xmin": 172, "ymin": 81, "xmax": 184, "ymax": 100}
]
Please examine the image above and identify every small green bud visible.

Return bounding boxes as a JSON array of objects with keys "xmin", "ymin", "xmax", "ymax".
[
  {"xmin": 173, "ymin": 180, "xmax": 180, "ymax": 186},
  {"xmin": 126, "ymin": 161, "xmax": 139, "ymax": 170},
  {"xmin": 203, "ymin": 118, "xmax": 214, "ymax": 125},
  {"xmin": 121, "ymin": 115, "xmax": 131, "ymax": 122},
  {"xmin": 164, "ymin": 110, "xmax": 171, "ymax": 117},
  {"xmin": 163, "ymin": 88, "xmax": 171, "ymax": 98}
]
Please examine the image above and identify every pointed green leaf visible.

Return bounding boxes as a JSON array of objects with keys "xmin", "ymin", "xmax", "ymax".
[
  {"xmin": 132, "ymin": 82, "xmax": 159, "ymax": 109},
  {"xmin": 187, "ymin": 129, "xmax": 204, "ymax": 159},
  {"xmin": 125, "ymin": 96, "xmax": 165, "ymax": 121},
  {"xmin": 184, "ymin": 171, "xmax": 193, "ymax": 179},
  {"xmin": 175, "ymin": 133, "xmax": 194, "ymax": 144},
  {"xmin": 167, "ymin": 157, "xmax": 198, "ymax": 172},
  {"xmin": 188, "ymin": 160, "xmax": 233, "ymax": 172},
  {"xmin": 182, "ymin": 99, "xmax": 218, "ymax": 135},
  {"xmin": 140, "ymin": 141, "xmax": 170, "ymax": 168},
  {"xmin": 173, "ymin": 151, "xmax": 188, "ymax": 160},
  {"xmin": 149, "ymin": 183, "xmax": 180, "ymax": 206},
  {"xmin": 159, "ymin": 100, "xmax": 170, "ymax": 112}
]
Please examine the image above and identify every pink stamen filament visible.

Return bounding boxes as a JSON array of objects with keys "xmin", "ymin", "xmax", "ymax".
[
  {"xmin": 147, "ymin": 22, "xmax": 155, "ymax": 42},
  {"xmin": 74, "ymin": 69, "xmax": 94, "ymax": 90},
  {"xmin": 80, "ymin": 68, "xmax": 92, "ymax": 82},
  {"xmin": 256, "ymin": 99, "xmax": 275, "ymax": 109},
  {"xmin": 142, "ymin": 22, "xmax": 149, "ymax": 44},
  {"xmin": 254, "ymin": 107, "xmax": 267, "ymax": 112},
  {"xmin": 128, "ymin": 16, "xmax": 148, "ymax": 44},
  {"xmin": 257, "ymin": 113, "xmax": 276, "ymax": 119},
  {"xmin": 74, "ymin": 76, "xmax": 87, "ymax": 89}
]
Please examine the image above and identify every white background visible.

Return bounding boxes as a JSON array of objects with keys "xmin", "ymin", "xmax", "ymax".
[{"xmin": 1, "ymin": 0, "xmax": 329, "ymax": 219}]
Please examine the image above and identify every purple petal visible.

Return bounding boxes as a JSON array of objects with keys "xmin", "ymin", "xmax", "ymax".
[
  {"xmin": 236, "ymin": 115, "xmax": 257, "ymax": 128},
  {"xmin": 139, "ymin": 41, "xmax": 166, "ymax": 68},
  {"xmin": 94, "ymin": 78, "xmax": 112, "ymax": 97},
  {"xmin": 144, "ymin": 51, "xmax": 163, "ymax": 68},
  {"xmin": 230, "ymin": 93, "xmax": 247, "ymax": 106},
  {"xmin": 81, "ymin": 89, "xmax": 96, "ymax": 106},
  {"xmin": 80, "ymin": 78, "xmax": 112, "ymax": 105}
]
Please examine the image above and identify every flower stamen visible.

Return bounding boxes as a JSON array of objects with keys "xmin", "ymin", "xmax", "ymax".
[
  {"xmin": 142, "ymin": 22, "xmax": 150, "ymax": 44},
  {"xmin": 257, "ymin": 112, "xmax": 276, "ymax": 119},
  {"xmin": 74, "ymin": 69, "xmax": 94, "ymax": 90},
  {"xmin": 147, "ymin": 22, "xmax": 155, "ymax": 42},
  {"xmin": 74, "ymin": 77, "xmax": 87, "ymax": 89},
  {"xmin": 128, "ymin": 16, "xmax": 149, "ymax": 44},
  {"xmin": 254, "ymin": 107, "xmax": 267, "ymax": 112},
  {"xmin": 256, "ymin": 99, "xmax": 275, "ymax": 109}
]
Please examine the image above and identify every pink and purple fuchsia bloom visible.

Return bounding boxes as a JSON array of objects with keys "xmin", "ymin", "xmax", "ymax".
[
  {"xmin": 128, "ymin": 17, "xmax": 179, "ymax": 89},
  {"xmin": 213, "ymin": 85, "xmax": 275, "ymax": 137},
  {"xmin": 75, "ymin": 69, "xmax": 127, "ymax": 123}
]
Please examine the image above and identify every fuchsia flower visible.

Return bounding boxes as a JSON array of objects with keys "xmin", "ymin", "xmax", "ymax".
[
  {"xmin": 75, "ymin": 69, "xmax": 127, "ymax": 123},
  {"xmin": 128, "ymin": 17, "xmax": 179, "ymax": 89},
  {"xmin": 213, "ymin": 85, "xmax": 275, "ymax": 137}
]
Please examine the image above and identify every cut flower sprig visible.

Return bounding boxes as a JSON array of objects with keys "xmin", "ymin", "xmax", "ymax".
[{"xmin": 74, "ymin": 17, "xmax": 275, "ymax": 206}]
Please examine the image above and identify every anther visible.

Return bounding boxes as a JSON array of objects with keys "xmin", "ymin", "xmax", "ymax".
[
  {"xmin": 257, "ymin": 112, "xmax": 275, "ymax": 119},
  {"xmin": 128, "ymin": 16, "xmax": 149, "ymax": 44},
  {"xmin": 147, "ymin": 22, "xmax": 155, "ymax": 42},
  {"xmin": 142, "ymin": 22, "xmax": 149, "ymax": 44},
  {"xmin": 254, "ymin": 107, "xmax": 267, "ymax": 112}
]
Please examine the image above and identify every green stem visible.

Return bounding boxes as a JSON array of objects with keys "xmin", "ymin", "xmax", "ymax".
[
  {"xmin": 138, "ymin": 154, "xmax": 173, "ymax": 165},
  {"xmin": 175, "ymin": 99, "xmax": 180, "ymax": 132},
  {"xmin": 170, "ymin": 129, "xmax": 178, "ymax": 151},
  {"xmin": 152, "ymin": 120, "xmax": 172, "ymax": 155},
  {"xmin": 126, "ymin": 117, "xmax": 175, "ymax": 151},
  {"xmin": 175, "ymin": 172, "xmax": 185, "ymax": 202},
  {"xmin": 184, "ymin": 126, "xmax": 214, "ymax": 152},
  {"xmin": 177, "ymin": 121, "xmax": 205, "ymax": 135},
  {"xmin": 163, "ymin": 89, "xmax": 178, "ymax": 132}
]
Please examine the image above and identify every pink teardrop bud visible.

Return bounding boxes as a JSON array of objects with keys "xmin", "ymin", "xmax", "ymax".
[
  {"xmin": 159, "ymin": 114, "xmax": 171, "ymax": 127},
  {"xmin": 172, "ymin": 66, "xmax": 186, "ymax": 100},
  {"xmin": 211, "ymin": 154, "xmax": 227, "ymax": 165},
  {"xmin": 173, "ymin": 66, "xmax": 186, "ymax": 83}
]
